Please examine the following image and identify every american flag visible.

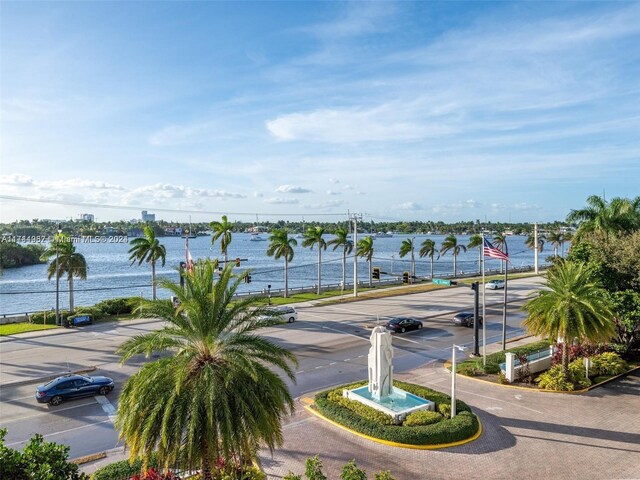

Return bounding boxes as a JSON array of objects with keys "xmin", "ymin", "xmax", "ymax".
[{"xmin": 483, "ymin": 237, "xmax": 509, "ymax": 262}]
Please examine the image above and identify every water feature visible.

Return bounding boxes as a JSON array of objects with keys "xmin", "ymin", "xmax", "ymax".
[{"xmin": 344, "ymin": 326, "xmax": 434, "ymax": 423}]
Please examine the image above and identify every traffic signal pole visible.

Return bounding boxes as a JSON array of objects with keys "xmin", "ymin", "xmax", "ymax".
[{"xmin": 472, "ymin": 282, "xmax": 480, "ymax": 356}]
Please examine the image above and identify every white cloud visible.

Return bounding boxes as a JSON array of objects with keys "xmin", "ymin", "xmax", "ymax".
[
  {"xmin": 302, "ymin": 200, "xmax": 345, "ymax": 209},
  {"xmin": 253, "ymin": 191, "xmax": 264, "ymax": 198},
  {"xmin": 37, "ymin": 178, "xmax": 125, "ymax": 190},
  {"xmin": 0, "ymin": 174, "xmax": 34, "ymax": 186},
  {"xmin": 329, "ymin": 178, "xmax": 340, "ymax": 184},
  {"xmin": 275, "ymin": 185, "xmax": 312, "ymax": 193},
  {"xmin": 326, "ymin": 190, "xmax": 342, "ymax": 196},
  {"xmin": 264, "ymin": 197, "xmax": 299, "ymax": 204},
  {"xmin": 399, "ymin": 202, "xmax": 422, "ymax": 211}
]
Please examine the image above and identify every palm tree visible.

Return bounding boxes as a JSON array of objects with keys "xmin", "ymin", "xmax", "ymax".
[
  {"xmin": 210, "ymin": 215, "xmax": 233, "ymax": 265},
  {"xmin": 398, "ymin": 237, "xmax": 416, "ymax": 283},
  {"xmin": 419, "ymin": 238, "xmax": 437, "ymax": 279},
  {"xmin": 328, "ymin": 227, "xmax": 353, "ymax": 291},
  {"xmin": 467, "ymin": 235, "xmax": 482, "ymax": 275},
  {"xmin": 567, "ymin": 194, "xmax": 640, "ymax": 239},
  {"xmin": 40, "ymin": 236, "xmax": 87, "ymax": 314},
  {"xmin": 357, "ymin": 236, "xmax": 374, "ymax": 287},
  {"xmin": 522, "ymin": 261, "xmax": 615, "ymax": 378},
  {"xmin": 302, "ymin": 226, "xmax": 327, "ymax": 295},
  {"xmin": 115, "ymin": 261, "xmax": 297, "ymax": 480},
  {"xmin": 547, "ymin": 231, "xmax": 563, "ymax": 257},
  {"xmin": 128, "ymin": 225, "xmax": 167, "ymax": 300},
  {"xmin": 525, "ymin": 232, "xmax": 545, "ymax": 254},
  {"xmin": 493, "ymin": 233, "xmax": 507, "ymax": 273},
  {"xmin": 440, "ymin": 234, "xmax": 466, "ymax": 277},
  {"xmin": 266, "ymin": 229, "xmax": 297, "ymax": 298},
  {"xmin": 561, "ymin": 231, "xmax": 572, "ymax": 256}
]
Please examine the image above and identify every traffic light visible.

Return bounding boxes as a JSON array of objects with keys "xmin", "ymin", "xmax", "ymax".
[
  {"xmin": 402, "ymin": 271, "xmax": 409, "ymax": 284},
  {"xmin": 244, "ymin": 273, "xmax": 252, "ymax": 284},
  {"xmin": 235, "ymin": 257, "xmax": 241, "ymax": 267},
  {"xmin": 372, "ymin": 267, "xmax": 380, "ymax": 280}
]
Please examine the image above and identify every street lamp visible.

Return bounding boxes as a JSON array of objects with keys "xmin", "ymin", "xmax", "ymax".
[
  {"xmin": 451, "ymin": 344, "xmax": 467, "ymax": 418},
  {"xmin": 267, "ymin": 284, "xmax": 272, "ymax": 305},
  {"xmin": 55, "ymin": 224, "xmax": 62, "ymax": 326}
]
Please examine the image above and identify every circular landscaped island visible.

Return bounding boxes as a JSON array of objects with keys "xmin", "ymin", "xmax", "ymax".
[{"xmin": 312, "ymin": 380, "xmax": 481, "ymax": 448}]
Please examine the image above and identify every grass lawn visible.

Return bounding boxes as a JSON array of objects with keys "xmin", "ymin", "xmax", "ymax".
[{"xmin": 0, "ymin": 322, "xmax": 60, "ymax": 336}]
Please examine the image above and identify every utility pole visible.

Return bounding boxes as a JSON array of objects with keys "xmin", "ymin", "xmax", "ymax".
[{"xmin": 351, "ymin": 213, "xmax": 362, "ymax": 297}]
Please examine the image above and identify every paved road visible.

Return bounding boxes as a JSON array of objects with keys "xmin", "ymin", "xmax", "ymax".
[{"xmin": 0, "ymin": 278, "xmax": 541, "ymax": 459}]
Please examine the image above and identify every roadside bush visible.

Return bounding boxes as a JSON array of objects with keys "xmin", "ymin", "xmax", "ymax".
[
  {"xmin": 536, "ymin": 360, "xmax": 591, "ymax": 391},
  {"xmin": 483, "ymin": 361, "xmax": 501, "ymax": 375},
  {"xmin": 305, "ymin": 455, "xmax": 327, "ymax": 480},
  {"xmin": 590, "ymin": 352, "xmax": 628, "ymax": 376},
  {"xmin": 340, "ymin": 460, "xmax": 367, "ymax": 480},
  {"xmin": 315, "ymin": 381, "xmax": 479, "ymax": 445},
  {"xmin": 403, "ymin": 410, "xmax": 443, "ymax": 426},
  {"xmin": 74, "ymin": 306, "xmax": 106, "ymax": 320},
  {"xmin": 375, "ymin": 471, "xmax": 396, "ymax": 480},
  {"xmin": 497, "ymin": 372, "xmax": 510, "ymax": 384},
  {"xmin": 457, "ymin": 364, "xmax": 482, "ymax": 377},
  {"xmin": 91, "ymin": 454, "xmax": 158, "ymax": 480},
  {"xmin": 327, "ymin": 388, "xmax": 394, "ymax": 425},
  {"xmin": 94, "ymin": 297, "xmax": 136, "ymax": 315},
  {"xmin": 29, "ymin": 310, "xmax": 71, "ymax": 324},
  {"xmin": 437, "ymin": 403, "xmax": 451, "ymax": 418},
  {"xmin": 551, "ymin": 343, "xmax": 607, "ymax": 366}
]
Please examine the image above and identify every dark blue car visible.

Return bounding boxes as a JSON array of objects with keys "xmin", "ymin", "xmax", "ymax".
[{"xmin": 35, "ymin": 374, "xmax": 115, "ymax": 406}]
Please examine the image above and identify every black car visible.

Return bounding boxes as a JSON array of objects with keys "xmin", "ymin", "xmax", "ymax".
[
  {"xmin": 453, "ymin": 312, "xmax": 483, "ymax": 327},
  {"xmin": 385, "ymin": 317, "xmax": 423, "ymax": 333},
  {"xmin": 35, "ymin": 374, "xmax": 115, "ymax": 406}
]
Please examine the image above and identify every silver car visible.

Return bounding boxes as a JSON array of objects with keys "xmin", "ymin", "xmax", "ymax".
[
  {"xmin": 261, "ymin": 306, "xmax": 298, "ymax": 323},
  {"xmin": 485, "ymin": 279, "xmax": 505, "ymax": 290}
]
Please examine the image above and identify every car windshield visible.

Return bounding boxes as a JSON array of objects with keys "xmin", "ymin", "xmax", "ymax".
[{"xmin": 389, "ymin": 319, "xmax": 402, "ymax": 324}]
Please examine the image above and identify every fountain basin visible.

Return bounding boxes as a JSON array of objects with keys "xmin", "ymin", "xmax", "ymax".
[{"xmin": 344, "ymin": 386, "xmax": 435, "ymax": 424}]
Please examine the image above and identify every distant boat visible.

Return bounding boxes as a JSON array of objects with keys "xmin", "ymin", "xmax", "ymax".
[
  {"xmin": 182, "ymin": 216, "xmax": 197, "ymax": 239},
  {"xmin": 249, "ymin": 233, "xmax": 267, "ymax": 242},
  {"xmin": 376, "ymin": 231, "xmax": 393, "ymax": 238}
]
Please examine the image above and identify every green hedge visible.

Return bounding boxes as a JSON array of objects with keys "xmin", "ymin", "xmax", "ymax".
[
  {"xmin": 314, "ymin": 381, "xmax": 479, "ymax": 445},
  {"xmin": 29, "ymin": 310, "xmax": 71, "ymax": 324},
  {"xmin": 94, "ymin": 297, "xmax": 139, "ymax": 316},
  {"xmin": 91, "ymin": 454, "xmax": 158, "ymax": 480}
]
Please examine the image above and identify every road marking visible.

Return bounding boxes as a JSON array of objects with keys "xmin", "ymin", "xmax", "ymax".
[
  {"xmin": 486, "ymin": 407, "xmax": 503, "ymax": 411},
  {"xmin": 5, "ymin": 419, "xmax": 113, "ymax": 447},
  {"xmin": 0, "ymin": 400, "xmax": 97, "ymax": 423},
  {"xmin": 457, "ymin": 389, "xmax": 543, "ymax": 414},
  {"xmin": 320, "ymin": 324, "xmax": 370, "ymax": 342},
  {"xmin": 283, "ymin": 417, "xmax": 315, "ymax": 430},
  {"xmin": 95, "ymin": 395, "xmax": 117, "ymax": 422},
  {"xmin": 344, "ymin": 358, "xmax": 351, "ymax": 362},
  {"xmin": 514, "ymin": 394, "xmax": 523, "ymax": 400},
  {"xmin": 296, "ymin": 370, "xmax": 305, "ymax": 374},
  {"xmin": 1, "ymin": 394, "xmax": 39, "ymax": 403},
  {"xmin": 329, "ymin": 362, "xmax": 337, "ymax": 365}
]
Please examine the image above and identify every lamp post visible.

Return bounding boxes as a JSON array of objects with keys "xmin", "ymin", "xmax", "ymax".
[
  {"xmin": 55, "ymin": 224, "xmax": 62, "ymax": 326},
  {"xmin": 451, "ymin": 344, "xmax": 467, "ymax": 418},
  {"xmin": 267, "ymin": 284, "xmax": 272, "ymax": 305}
]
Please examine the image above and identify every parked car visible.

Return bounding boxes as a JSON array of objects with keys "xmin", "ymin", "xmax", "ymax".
[
  {"xmin": 35, "ymin": 374, "xmax": 115, "ymax": 406},
  {"xmin": 385, "ymin": 317, "xmax": 423, "ymax": 333},
  {"xmin": 453, "ymin": 312, "xmax": 483, "ymax": 327},
  {"xmin": 261, "ymin": 306, "xmax": 298, "ymax": 323},
  {"xmin": 485, "ymin": 279, "xmax": 505, "ymax": 290}
]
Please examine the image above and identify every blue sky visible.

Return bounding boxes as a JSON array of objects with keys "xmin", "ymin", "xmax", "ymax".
[{"xmin": 1, "ymin": 1, "xmax": 638, "ymax": 223}]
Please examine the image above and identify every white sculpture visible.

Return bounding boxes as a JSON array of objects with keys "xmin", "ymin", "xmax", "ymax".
[{"xmin": 368, "ymin": 326, "xmax": 394, "ymax": 399}]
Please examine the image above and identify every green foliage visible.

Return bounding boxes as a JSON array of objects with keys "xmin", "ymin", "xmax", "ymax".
[
  {"xmin": 91, "ymin": 455, "xmax": 158, "ymax": 480},
  {"xmin": 327, "ymin": 388, "xmax": 394, "ymax": 426},
  {"xmin": 609, "ymin": 289, "xmax": 640, "ymax": 355},
  {"xmin": 457, "ymin": 364, "xmax": 482, "ymax": 377},
  {"xmin": 0, "ymin": 428, "xmax": 88, "ymax": 480},
  {"xmin": 497, "ymin": 372, "xmax": 509, "ymax": 384},
  {"xmin": 305, "ymin": 455, "xmax": 327, "ymax": 480},
  {"xmin": 374, "ymin": 472, "xmax": 396, "ymax": 480},
  {"xmin": 283, "ymin": 472, "xmax": 303, "ymax": 480},
  {"xmin": 403, "ymin": 410, "xmax": 443, "ymax": 426},
  {"xmin": 315, "ymin": 381, "xmax": 478, "ymax": 445},
  {"xmin": 74, "ymin": 306, "xmax": 106, "ymax": 320},
  {"xmin": 29, "ymin": 310, "xmax": 71, "ymax": 324},
  {"xmin": 536, "ymin": 360, "xmax": 591, "ymax": 391},
  {"xmin": 0, "ymin": 242, "xmax": 46, "ymax": 268},
  {"xmin": 340, "ymin": 460, "xmax": 367, "ymax": 480},
  {"xmin": 590, "ymin": 352, "xmax": 628, "ymax": 376},
  {"xmin": 437, "ymin": 403, "xmax": 451, "ymax": 418},
  {"xmin": 94, "ymin": 297, "xmax": 137, "ymax": 315},
  {"xmin": 455, "ymin": 340, "xmax": 551, "ymax": 375}
]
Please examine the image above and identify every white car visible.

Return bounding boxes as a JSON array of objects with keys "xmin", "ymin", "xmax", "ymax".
[
  {"xmin": 262, "ymin": 306, "xmax": 298, "ymax": 323},
  {"xmin": 485, "ymin": 279, "xmax": 505, "ymax": 290}
]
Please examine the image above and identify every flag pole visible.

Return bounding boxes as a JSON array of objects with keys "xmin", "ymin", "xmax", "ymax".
[
  {"xmin": 482, "ymin": 233, "xmax": 486, "ymax": 366},
  {"xmin": 502, "ymin": 238, "xmax": 509, "ymax": 351}
]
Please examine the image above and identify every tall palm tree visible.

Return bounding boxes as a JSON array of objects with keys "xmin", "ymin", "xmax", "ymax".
[
  {"xmin": 547, "ymin": 231, "xmax": 563, "ymax": 257},
  {"xmin": 210, "ymin": 215, "xmax": 233, "ymax": 266},
  {"xmin": 398, "ymin": 237, "xmax": 416, "ymax": 283},
  {"xmin": 266, "ymin": 229, "xmax": 297, "ymax": 298},
  {"xmin": 567, "ymin": 194, "xmax": 640, "ymax": 239},
  {"xmin": 525, "ymin": 233, "xmax": 545, "ymax": 254},
  {"xmin": 561, "ymin": 231, "xmax": 573, "ymax": 256},
  {"xmin": 493, "ymin": 233, "xmax": 507, "ymax": 273},
  {"xmin": 115, "ymin": 261, "xmax": 297, "ymax": 480},
  {"xmin": 357, "ymin": 236, "xmax": 374, "ymax": 287},
  {"xmin": 128, "ymin": 225, "xmax": 167, "ymax": 300},
  {"xmin": 328, "ymin": 227, "xmax": 353, "ymax": 291},
  {"xmin": 419, "ymin": 238, "xmax": 437, "ymax": 279},
  {"xmin": 440, "ymin": 235, "xmax": 466, "ymax": 277},
  {"xmin": 40, "ymin": 236, "xmax": 87, "ymax": 314},
  {"xmin": 467, "ymin": 235, "xmax": 482, "ymax": 275},
  {"xmin": 302, "ymin": 226, "xmax": 327, "ymax": 295},
  {"xmin": 522, "ymin": 261, "xmax": 615, "ymax": 378}
]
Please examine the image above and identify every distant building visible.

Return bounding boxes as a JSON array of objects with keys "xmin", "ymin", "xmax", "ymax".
[
  {"xmin": 79, "ymin": 213, "xmax": 95, "ymax": 222},
  {"xmin": 141, "ymin": 210, "xmax": 156, "ymax": 222}
]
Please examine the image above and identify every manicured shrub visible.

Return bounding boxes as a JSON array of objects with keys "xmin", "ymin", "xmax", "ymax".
[
  {"xmin": 283, "ymin": 472, "xmax": 302, "ymax": 480},
  {"xmin": 437, "ymin": 403, "xmax": 451, "ymax": 418},
  {"xmin": 457, "ymin": 364, "xmax": 482, "ymax": 376},
  {"xmin": 29, "ymin": 310, "xmax": 71, "ymax": 324},
  {"xmin": 91, "ymin": 454, "xmax": 158, "ymax": 480},
  {"xmin": 315, "ymin": 381, "xmax": 479, "ymax": 445},
  {"xmin": 375, "ymin": 471, "xmax": 396, "ymax": 480},
  {"xmin": 592, "ymin": 375, "xmax": 614, "ymax": 384},
  {"xmin": 483, "ymin": 361, "xmax": 501, "ymax": 375},
  {"xmin": 590, "ymin": 352, "xmax": 628, "ymax": 376},
  {"xmin": 94, "ymin": 297, "xmax": 136, "ymax": 315},
  {"xmin": 327, "ymin": 387, "xmax": 394, "ymax": 425},
  {"xmin": 74, "ymin": 306, "xmax": 106, "ymax": 320},
  {"xmin": 497, "ymin": 372, "xmax": 509, "ymax": 384},
  {"xmin": 536, "ymin": 360, "xmax": 591, "ymax": 391},
  {"xmin": 403, "ymin": 410, "xmax": 443, "ymax": 427},
  {"xmin": 131, "ymin": 468, "xmax": 177, "ymax": 480},
  {"xmin": 305, "ymin": 455, "xmax": 327, "ymax": 480},
  {"xmin": 340, "ymin": 460, "xmax": 367, "ymax": 480}
]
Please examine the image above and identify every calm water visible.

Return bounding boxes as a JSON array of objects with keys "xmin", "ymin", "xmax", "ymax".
[
  {"xmin": 0, "ymin": 233, "xmax": 550, "ymax": 315},
  {"xmin": 350, "ymin": 386, "xmax": 430, "ymax": 412}
]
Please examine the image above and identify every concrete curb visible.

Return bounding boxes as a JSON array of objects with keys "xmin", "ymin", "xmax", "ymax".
[{"xmin": 2, "ymin": 366, "xmax": 97, "ymax": 388}]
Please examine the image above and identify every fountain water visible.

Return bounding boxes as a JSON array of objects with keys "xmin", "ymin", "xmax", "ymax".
[{"xmin": 344, "ymin": 326, "xmax": 434, "ymax": 423}]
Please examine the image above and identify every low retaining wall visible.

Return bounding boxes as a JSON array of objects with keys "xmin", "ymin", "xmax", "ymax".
[{"xmin": 503, "ymin": 346, "xmax": 555, "ymax": 382}]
